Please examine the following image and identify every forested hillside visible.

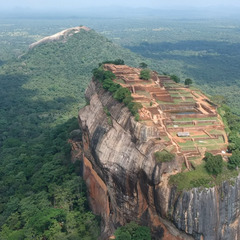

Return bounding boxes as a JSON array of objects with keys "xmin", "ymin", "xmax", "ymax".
[
  {"xmin": 0, "ymin": 27, "xmax": 144, "ymax": 239},
  {"xmin": 1, "ymin": 18, "xmax": 240, "ymax": 113}
]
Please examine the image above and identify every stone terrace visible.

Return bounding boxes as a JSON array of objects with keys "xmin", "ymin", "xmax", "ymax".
[{"xmin": 104, "ymin": 64, "xmax": 228, "ymax": 167}]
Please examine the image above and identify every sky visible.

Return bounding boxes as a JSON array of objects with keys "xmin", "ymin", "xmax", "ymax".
[{"xmin": 2, "ymin": 0, "xmax": 240, "ymax": 11}]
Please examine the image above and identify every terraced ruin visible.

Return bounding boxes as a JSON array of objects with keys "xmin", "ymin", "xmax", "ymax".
[{"xmin": 104, "ymin": 64, "xmax": 228, "ymax": 167}]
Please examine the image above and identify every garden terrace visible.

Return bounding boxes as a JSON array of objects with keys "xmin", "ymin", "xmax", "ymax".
[{"xmin": 103, "ymin": 64, "xmax": 228, "ymax": 167}]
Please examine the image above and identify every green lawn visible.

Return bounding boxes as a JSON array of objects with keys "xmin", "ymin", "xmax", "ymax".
[
  {"xmin": 169, "ymin": 163, "xmax": 213, "ymax": 191},
  {"xmin": 178, "ymin": 140, "xmax": 195, "ymax": 147}
]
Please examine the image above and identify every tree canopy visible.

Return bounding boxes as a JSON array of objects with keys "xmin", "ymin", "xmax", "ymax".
[
  {"xmin": 139, "ymin": 62, "xmax": 148, "ymax": 68},
  {"xmin": 170, "ymin": 74, "xmax": 180, "ymax": 83},
  {"xmin": 204, "ymin": 152, "xmax": 223, "ymax": 175},
  {"xmin": 184, "ymin": 78, "xmax": 193, "ymax": 86},
  {"xmin": 115, "ymin": 222, "xmax": 151, "ymax": 240},
  {"xmin": 140, "ymin": 69, "xmax": 151, "ymax": 80}
]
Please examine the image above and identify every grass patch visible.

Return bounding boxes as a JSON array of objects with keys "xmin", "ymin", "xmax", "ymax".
[
  {"xmin": 154, "ymin": 150, "xmax": 175, "ymax": 163},
  {"xmin": 142, "ymin": 102, "xmax": 151, "ymax": 107},
  {"xmin": 209, "ymin": 129, "xmax": 225, "ymax": 135},
  {"xmin": 156, "ymin": 100, "xmax": 175, "ymax": 105},
  {"xmin": 191, "ymin": 134, "xmax": 209, "ymax": 138},
  {"xmin": 169, "ymin": 162, "xmax": 239, "ymax": 191},
  {"xmin": 139, "ymin": 79, "xmax": 153, "ymax": 85},
  {"xmin": 136, "ymin": 90, "xmax": 151, "ymax": 98},
  {"xmin": 196, "ymin": 121, "xmax": 217, "ymax": 126},
  {"xmin": 170, "ymin": 93, "xmax": 181, "ymax": 97},
  {"xmin": 161, "ymin": 136, "xmax": 171, "ymax": 141},
  {"xmin": 185, "ymin": 98, "xmax": 195, "ymax": 102},
  {"xmin": 165, "ymin": 145, "xmax": 175, "ymax": 152},
  {"xmin": 173, "ymin": 117, "xmax": 218, "ymax": 121},
  {"xmin": 180, "ymin": 146, "xmax": 197, "ymax": 151},
  {"xmin": 178, "ymin": 140, "xmax": 195, "ymax": 147},
  {"xmin": 196, "ymin": 138, "xmax": 224, "ymax": 146},
  {"xmin": 187, "ymin": 156, "xmax": 201, "ymax": 161},
  {"xmin": 180, "ymin": 93, "xmax": 193, "ymax": 97},
  {"xmin": 115, "ymin": 78, "xmax": 125, "ymax": 84},
  {"xmin": 169, "ymin": 163, "xmax": 213, "ymax": 191}
]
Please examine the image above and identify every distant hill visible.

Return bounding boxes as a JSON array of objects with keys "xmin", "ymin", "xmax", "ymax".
[
  {"xmin": 0, "ymin": 26, "xmax": 144, "ymax": 128},
  {"xmin": 0, "ymin": 27, "xmax": 145, "ymax": 239}
]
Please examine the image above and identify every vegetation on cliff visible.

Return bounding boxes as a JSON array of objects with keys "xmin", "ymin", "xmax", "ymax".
[
  {"xmin": 140, "ymin": 69, "xmax": 151, "ymax": 80},
  {"xmin": 114, "ymin": 222, "xmax": 151, "ymax": 240},
  {"xmin": 92, "ymin": 64, "xmax": 142, "ymax": 120},
  {"xmin": 154, "ymin": 150, "xmax": 175, "ymax": 163}
]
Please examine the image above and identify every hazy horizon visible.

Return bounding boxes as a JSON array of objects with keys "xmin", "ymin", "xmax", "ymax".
[
  {"xmin": 1, "ymin": 0, "xmax": 240, "ymax": 19},
  {"xmin": 2, "ymin": 0, "xmax": 240, "ymax": 10}
]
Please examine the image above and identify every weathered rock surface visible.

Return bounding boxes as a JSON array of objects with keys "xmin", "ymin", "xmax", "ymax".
[
  {"xmin": 168, "ymin": 176, "xmax": 240, "ymax": 240},
  {"xmin": 29, "ymin": 26, "xmax": 90, "ymax": 49},
  {"xmin": 77, "ymin": 79, "xmax": 240, "ymax": 240}
]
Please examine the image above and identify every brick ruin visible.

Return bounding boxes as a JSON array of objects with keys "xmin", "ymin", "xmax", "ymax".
[{"xmin": 103, "ymin": 64, "xmax": 229, "ymax": 166}]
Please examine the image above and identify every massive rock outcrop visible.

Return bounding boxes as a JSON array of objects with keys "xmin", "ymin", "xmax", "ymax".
[
  {"xmin": 76, "ymin": 79, "xmax": 240, "ymax": 240},
  {"xmin": 29, "ymin": 26, "xmax": 90, "ymax": 49}
]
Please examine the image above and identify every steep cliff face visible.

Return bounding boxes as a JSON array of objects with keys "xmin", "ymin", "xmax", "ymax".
[
  {"xmin": 77, "ymin": 79, "xmax": 240, "ymax": 240},
  {"xmin": 167, "ymin": 176, "xmax": 240, "ymax": 240}
]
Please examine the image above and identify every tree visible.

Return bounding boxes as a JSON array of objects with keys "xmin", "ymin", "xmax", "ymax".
[
  {"xmin": 140, "ymin": 69, "xmax": 151, "ymax": 80},
  {"xmin": 170, "ymin": 74, "xmax": 180, "ymax": 83},
  {"xmin": 184, "ymin": 78, "xmax": 193, "ymax": 86},
  {"xmin": 204, "ymin": 152, "xmax": 223, "ymax": 175},
  {"xmin": 102, "ymin": 59, "xmax": 125, "ymax": 65},
  {"xmin": 139, "ymin": 62, "xmax": 148, "ymax": 69},
  {"xmin": 127, "ymin": 102, "xmax": 142, "ymax": 115},
  {"xmin": 115, "ymin": 222, "xmax": 151, "ymax": 240},
  {"xmin": 114, "ymin": 87, "xmax": 131, "ymax": 102},
  {"xmin": 228, "ymin": 149, "xmax": 240, "ymax": 169}
]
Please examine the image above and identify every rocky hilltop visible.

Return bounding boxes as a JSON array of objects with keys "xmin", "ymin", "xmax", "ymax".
[
  {"xmin": 76, "ymin": 64, "xmax": 240, "ymax": 240},
  {"xmin": 29, "ymin": 26, "xmax": 90, "ymax": 49}
]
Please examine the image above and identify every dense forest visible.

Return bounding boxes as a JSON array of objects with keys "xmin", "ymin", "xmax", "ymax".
[
  {"xmin": 0, "ymin": 28, "xmax": 146, "ymax": 239},
  {"xmin": 1, "ymin": 18, "xmax": 240, "ymax": 113}
]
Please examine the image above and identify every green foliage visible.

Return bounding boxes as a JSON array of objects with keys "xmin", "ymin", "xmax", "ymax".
[
  {"xmin": 93, "ymin": 65, "xmax": 143, "ymax": 119},
  {"xmin": 204, "ymin": 152, "xmax": 223, "ymax": 175},
  {"xmin": 93, "ymin": 68, "xmax": 116, "ymax": 83},
  {"xmin": 0, "ymin": 28, "xmax": 145, "ymax": 239},
  {"xmin": 184, "ymin": 78, "xmax": 193, "ymax": 86},
  {"xmin": 115, "ymin": 222, "xmax": 151, "ymax": 240},
  {"xmin": 114, "ymin": 87, "xmax": 131, "ymax": 102},
  {"xmin": 140, "ymin": 69, "xmax": 151, "ymax": 80},
  {"xmin": 220, "ymin": 105, "xmax": 240, "ymax": 154},
  {"xmin": 139, "ymin": 62, "xmax": 148, "ymax": 68},
  {"xmin": 123, "ymin": 95, "xmax": 133, "ymax": 105},
  {"xmin": 210, "ymin": 95, "xmax": 226, "ymax": 106},
  {"xmin": 154, "ymin": 150, "xmax": 175, "ymax": 163},
  {"xmin": 102, "ymin": 59, "xmax": 125, "ymax": 65},
  {"xmin": 169, "ymin": 163, "xmax": 214, "ymax": 191},
  {"xmin": 134, "ymin": 113, "xmax": 140, "ymax": 121},
  {"xmin": 228, "ymin": 150, "xmax": 240, "ymax": 170},
  {"xmin": 170, "ymin": 74, "xmax": 180, "ymax": 83},
  {"xmin": 127, "ymin": 102, "xmax": 143, "ymax": 115}
]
